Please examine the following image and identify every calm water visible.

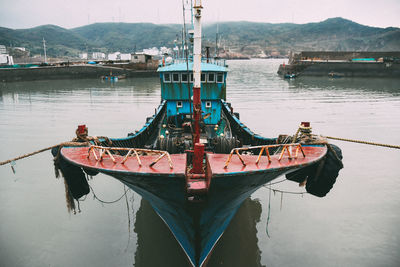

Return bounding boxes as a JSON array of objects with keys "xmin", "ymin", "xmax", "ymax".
[{"xmin": 1, "ymin": 59, "xmax": 399, "ymax": 267}]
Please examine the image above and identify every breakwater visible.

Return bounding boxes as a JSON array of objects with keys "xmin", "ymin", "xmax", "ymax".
[{"xmin": 0, "ymin": 65, "xmax": 157, "ymax": 82}]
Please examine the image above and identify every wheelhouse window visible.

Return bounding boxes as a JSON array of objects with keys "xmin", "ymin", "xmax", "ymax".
[
  {"xmin": 181, "ymin": 73, "xmax": 188, "ymax": 82},
  {"xmin": 205, "ymin": 101, "xmax": 212, "ymax": 108},
  {"xmin": 177, "ymin": 101, "xmax": 183, "ymax": 108},
  {"xmin": 172, "ymin": 73, "xmax": 180, "ymax": 82},
  {"xmin": 217, "ymin": 73, "xmax": 224, "ymax": 83},
  {"xmin": 201, "ymin": 73, "xmax": 206, "ymax": 82},
  {"xmin": 163, "ymin": 73, "xmax": 171, "ymax": 83},
  {"xmin": 208, "ymin": 73, "xmax": 215, "ymax": 82},
  {"xmin": 190, "ymin": 73, "xmax": 194, "ymax": 82}
]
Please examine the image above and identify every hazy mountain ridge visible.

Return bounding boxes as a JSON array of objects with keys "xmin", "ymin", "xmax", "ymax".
[{"xmin": 1, "ymin": 18, "xmax": 399, "ymax": 57}]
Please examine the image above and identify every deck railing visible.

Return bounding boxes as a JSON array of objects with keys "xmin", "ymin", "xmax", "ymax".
[
  {"xmin": 162, "ymin": 57, "xmax": 227, "ymax": 67},
  {"xmin": 87, "ymin": 145, "xmax": 173, "ymax": 169},
  {"xmin": 224, "ymin": 143, "xmax": 306, "ymax": 168}
]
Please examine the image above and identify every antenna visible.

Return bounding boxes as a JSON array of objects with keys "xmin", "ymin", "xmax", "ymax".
[
  {"xmin": 190, "ymin": 0, "xmax": 194, "ymax": 27},
  {"xmin": 42, "ymin": 38, "xmax": 47, "ymax": 64},
  {"xmin": 181, "ymin": 27, "xmax": 184, "ymax": 59},
  {"xmin": 216, "ymin": 22, "xmax": 219, "ymax": 57},
  {"xmin": 182, "ymin": 0, "xmax": 192, "ymax": 121}
]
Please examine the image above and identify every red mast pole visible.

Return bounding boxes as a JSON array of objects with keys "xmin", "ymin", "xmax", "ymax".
[
  {"xmin": 191, "ymin": 1, "xmax": 204, "ymax": 174},
  {"xmin": 193, "ymin": 86, "xmax": 201, "ymax": 144}
]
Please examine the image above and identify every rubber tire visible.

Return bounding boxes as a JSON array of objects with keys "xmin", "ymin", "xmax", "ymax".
[
  {"xmin": 305, "ymin": 144, "xmax": 343, "ymax": 197},
  {"xmin": 52, "ymin": 146, "xmax": 90, "ymax": 199}
]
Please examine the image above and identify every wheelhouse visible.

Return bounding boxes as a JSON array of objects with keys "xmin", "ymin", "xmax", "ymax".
[{"xmin": 158, "ymin": 60, "xmax": 228, "ymax": 125}]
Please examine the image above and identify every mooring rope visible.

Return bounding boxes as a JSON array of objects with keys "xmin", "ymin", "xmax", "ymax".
[
  {"xmin": 0, "ymin": 141, "xmax": 90, "ymax": 167},
  {"xmin": 263, "ymin": 179, "xmax": 307, "ymax": 195},
  {"xmin": 266, "ymin": 181, "xmax": 272, "ymax": 238},
  {"xmin": 0, "ymin": 144, "xmax": 59, "ymax": 166},
  {"xmin": 264, "ymin": 186, "xmax": 307, "ymax": 195},
  {"xmin": 88, "ymin": 183, "xmax": 130, "ymax": 204},
  {"xmin": 0, "ymin": 136, "xmax": 111, "ymax": 166},
  {"xmin": 323, "ymin": 136, "xmax": 400, "ymax": 149}
]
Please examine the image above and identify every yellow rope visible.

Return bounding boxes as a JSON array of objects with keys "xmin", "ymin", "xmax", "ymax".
[
  {"xmin": 323, "ymin": 136, "xmax": 400, "ymax": 149},
  {"xmin": 0, "ymin": 141, "xmax": 89, "ymax": 166},
  {"xmin": 0, "ymin": 125, "xmax": 106, "ymax": 167}
]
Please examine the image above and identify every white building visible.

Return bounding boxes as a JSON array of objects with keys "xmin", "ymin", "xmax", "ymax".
[
  {"xmin": 131, "ymin": 53, "xmax": 153, "ymax": 63},
  {"xmin": 143, "ymin": 47, "xmax": 159, "ymax": 56},
  {"xmin": 107, "ymin": 52, "xmax": 120, "ymax": 60},
  {"xmin": 79, "ymin": 53, "xmax": 88, "ymax": 59},
  {"xmin": 0, "ymin": 54, "xmax": 14, "ymax": 65},
  {"xmin": 120, "ymin": 53, "xmax": 131, "ymax": 61},
  {"xmin": 107, "ymin": 52, "xmax": 131, "ymax": 61},
  {"xmin": 0, "ymin": 45, "xmax": 6, "ymax": 54},
  {"xmin": 92, "ymin": 52, "xmax": 106, "ymax": 60}
]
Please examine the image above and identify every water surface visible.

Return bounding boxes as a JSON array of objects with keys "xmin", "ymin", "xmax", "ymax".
[{"xmin": 1, "ymin": 59, "xmax": 399, "ymax": 267}]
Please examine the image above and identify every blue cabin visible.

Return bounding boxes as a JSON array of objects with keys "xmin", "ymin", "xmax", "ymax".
[{"xmin": 157, "ymin": 59, "xmax": 228, "ymax": 125}]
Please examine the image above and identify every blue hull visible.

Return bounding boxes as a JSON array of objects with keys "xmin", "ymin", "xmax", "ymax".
[{"xmin": 107, "ymin": 169, "xmax": 287, "ymax": 266}]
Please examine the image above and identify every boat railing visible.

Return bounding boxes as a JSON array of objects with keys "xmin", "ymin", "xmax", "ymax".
[
  {"xmin": 224, "ymin": 143, "xmax": 306, "ymax": 168},
  {"xmin": 164, "ymin": 57, "xmax": 227, "ymax": 67},
  {"xmin": 87, "ymin": 145, "xmax": 173, "ymax": 169}
]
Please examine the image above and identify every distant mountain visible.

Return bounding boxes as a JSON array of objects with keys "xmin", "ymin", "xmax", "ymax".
[
  {"xmin": 203, "ymin": 18, "xmax": 400, "ymax": 54},
  {"xmin": 0, "ymin": 25, "xmax": 89, "ymax": 56},
  {"xmin": 1, "ymin": 18, "xmax": 399, "ymax": 58},
  {"xmin": 72, "ymin": 23, "xmax": 181, "ymax": 52}
]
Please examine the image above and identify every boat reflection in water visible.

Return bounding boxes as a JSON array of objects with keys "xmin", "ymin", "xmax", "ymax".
[{"xmin": 134, "ymin": 197, "xmax": 263, "ymax": 267}]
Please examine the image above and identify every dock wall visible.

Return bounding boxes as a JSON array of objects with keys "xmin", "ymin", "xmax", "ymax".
[
  {"xmin": 278, "ymin": 62, "xmax": 400, "ymax": 77},
  {"xmin": 0, "ymin": 65, "xmax": 158, "ymax": 82},
  {"xmin": 292, "ymin": 51, "xmax": 400, "ymax": 61}
]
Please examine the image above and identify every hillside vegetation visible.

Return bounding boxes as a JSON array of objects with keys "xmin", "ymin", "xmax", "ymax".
[{"xmin": 1, "ymin": 18, "xmax": 399, "ymax": 57}]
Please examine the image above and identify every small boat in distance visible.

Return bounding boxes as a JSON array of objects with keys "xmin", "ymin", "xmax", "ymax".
[
  {"xmin": 101, "ymin": 73, "xmax": 126, "ymax": 81},
  {"xmin": 328, "ymin": 71, "xmax": 344, "ymax": 78},
  {"xmin": 54, "ymin": 1, "xmax": 344, "ymax": 266},
  {"xmin": 284, "ymin": 72, "xmax": 297, "ymax": 79}
]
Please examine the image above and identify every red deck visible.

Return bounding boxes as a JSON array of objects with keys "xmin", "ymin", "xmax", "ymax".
[
  {"xmin": 61, "ymin": 147, "xmax": 187, "ymax": 176},
  {"xmin": 207, "ymin": 145, "xmax": 327, "ymax": 175},
  {"xmin": 61, "ymin": 145, "xmax": 326, "ymax": 179}
]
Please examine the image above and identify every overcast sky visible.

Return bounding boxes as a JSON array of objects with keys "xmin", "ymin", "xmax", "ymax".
[{"xmin": 1, "ymin": 0, "xmax": 399, "ymax": 29}]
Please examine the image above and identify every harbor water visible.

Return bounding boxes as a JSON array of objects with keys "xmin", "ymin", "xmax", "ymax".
[{"xmin": 0, "ymin": 59, "xmax": 399, "ymax": 267}]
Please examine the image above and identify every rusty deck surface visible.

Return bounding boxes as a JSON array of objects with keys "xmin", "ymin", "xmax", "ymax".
[
  {"xmin": 61, "ymin": 145, "xmax": 326, "ymax": 178},
  {"xmin": 207, "ymin": 145, "xmax": 327, "ymax": 175},
  {"xmin": 61, "ymin": 147, "xmax": 187, "ymax": 176}
]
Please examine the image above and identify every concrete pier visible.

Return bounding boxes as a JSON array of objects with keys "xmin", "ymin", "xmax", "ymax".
[{"xmin": 0, "ymin": 65, "xmax": 157, "ymax": 82}]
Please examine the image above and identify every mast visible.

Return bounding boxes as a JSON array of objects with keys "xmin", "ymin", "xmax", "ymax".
[
  {"xmin": 42, "ymin": 38, "xmax": 47, "ymax": 64},
  {"xmin": 182, "ymin": 0, "xmax": 192, "ymax": 128},
  {"xmin": 216, "ymin": 22, "xmax": 219, "ymax": 57},
  {"xmin": 192, "ymin": 0, "xmax": 202, "ymax": 145},
  {"xmin": 190, "ymin": 0, "xmax": 204, "ymax": 175}
]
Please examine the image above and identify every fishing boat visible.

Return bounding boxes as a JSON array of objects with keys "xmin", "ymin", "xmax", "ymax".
[{"xmin": 54, "ymin": 2, "xmax": 343, "ymax": 266}]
